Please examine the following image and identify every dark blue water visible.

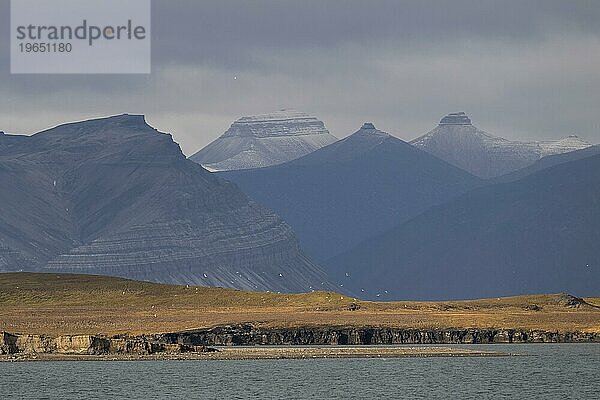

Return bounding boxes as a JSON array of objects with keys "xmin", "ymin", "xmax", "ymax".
[{"xmin": 1, "ymin": 344, "xmax": 599, "ymax": 399}]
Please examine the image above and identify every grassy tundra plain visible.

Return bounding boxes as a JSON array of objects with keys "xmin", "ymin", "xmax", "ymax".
[{"xmin": 0, "ymin": 273, "xmax": 598, "ymax": 336}]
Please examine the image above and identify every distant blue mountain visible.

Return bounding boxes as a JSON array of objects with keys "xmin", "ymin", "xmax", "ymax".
[
  {"xmin": 491, "ymin": 145, "xmax": 600, "ymax": 184},
  {"xmin": 327, "ymin": 153, "xmax": 600, "ymax": 300},
  {"xmin": 220, "ymin": 123, "xmax": 481, "ymax": 262}
]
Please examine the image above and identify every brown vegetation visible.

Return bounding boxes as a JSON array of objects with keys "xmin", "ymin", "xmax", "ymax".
[{"xmin": 1, "ymin": 273, "xmax": 598, "ymax": 336}]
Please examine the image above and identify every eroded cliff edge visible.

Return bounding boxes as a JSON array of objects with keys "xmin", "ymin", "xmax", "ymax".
[{"xmin": 2, "ymin": 325, "xmax": 599, "ymax": 356}]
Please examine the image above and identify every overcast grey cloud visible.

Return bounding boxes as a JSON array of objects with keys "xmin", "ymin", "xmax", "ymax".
[{"xmin": 1, "ymin": 0, "xmax": 599, "ymax": 155}]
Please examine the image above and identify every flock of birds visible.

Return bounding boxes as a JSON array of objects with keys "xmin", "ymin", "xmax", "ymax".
[{"xmin": 196, "ymin": 270, "xmax": 394, "ymax": 299}]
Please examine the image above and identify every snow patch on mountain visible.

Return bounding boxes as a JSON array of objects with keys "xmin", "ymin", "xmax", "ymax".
[
  {"xmin": 539, "ymin": 135, "xmax": 592, "ymax": 157},
  {"xmin": 190, "ymin": 110, "xmax": 337, "ymax": 171},
  {"xmin": 411, "ymin": 113, "xmax": 592, "ymax": 178}
]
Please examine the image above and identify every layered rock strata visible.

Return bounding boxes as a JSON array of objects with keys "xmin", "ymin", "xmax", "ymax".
[
  {"xmin": 0, "ymin": 114, "xmax": 329, "ymax": 292},
  {"xmin": 190, "ymin": 110, "xmax": 337, "ymax": 171}
]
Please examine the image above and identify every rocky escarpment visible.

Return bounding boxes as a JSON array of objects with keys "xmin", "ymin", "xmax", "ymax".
[
  {"xmin": 0, "ymin": 114, "xmax": 330, "ymax": 293},
  {"xmin": 411, "ymin": 112, "xmax": 592, "ymax": 178},
  {"xmin": 2, "ymin": 325, "xmax": 598, "ymax": 356},
  {"xmin": 0, "ymin": 332, "xmax": 211, "ymax": 355},
  {"xmin": 190, "ymin": 110, "xmax": 337, "ymax": 171},
  {"xmin": 158, "ymin": 324, "xmax": 600, "ymax": 346}
]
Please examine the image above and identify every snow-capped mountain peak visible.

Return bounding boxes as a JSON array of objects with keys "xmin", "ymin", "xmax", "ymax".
[
  {"xmin": 190, "ymin": 110, "xmax": 338, "ymax": 171},
  {"xmin": 411, "ymin": 113, "xmax": 593, "ymax": 178},
  {"xmin": 539, "ymin": 135, "xmax": 592, "ymax": 157}
]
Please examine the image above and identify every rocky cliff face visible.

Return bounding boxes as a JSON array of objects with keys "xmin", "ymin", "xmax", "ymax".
[
  {"xmin": 2, "ymin": 326, "xmax": 598, "ymax": 356},
  {"xmin": 411, "ymin": 112, "xmax": 592, "ymax": 178},
  {"xmin": 190, "ymin": 110, "xmax": 337, "ymax": 171},
  {"xmin": 0, "ymin": 114, "xmax": 329, "ymax": 293},
  {"xmin": 165, "ymin": 325, "xmax": 600, "ymax": 346}
]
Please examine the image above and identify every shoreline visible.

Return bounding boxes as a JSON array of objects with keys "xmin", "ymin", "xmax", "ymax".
[
  {"xmin": 3, "ymin": 326, "xmax": 599, "ymax": 359},
  {"xmin": 0, "ymin": 346, "xmax": 509, "ymax": 362}
]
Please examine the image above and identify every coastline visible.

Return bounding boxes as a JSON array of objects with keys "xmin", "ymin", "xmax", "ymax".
[
  {"xmin": 2, "ymin": 325, "xmax": 597, "ymax": 362},
  {"xmin": 2, "ymin": 274, "xmax": 598, "ymax": 363},
  {"xmin": 0, "ymin": 346, "xmax": 508, "ymax": 362}
]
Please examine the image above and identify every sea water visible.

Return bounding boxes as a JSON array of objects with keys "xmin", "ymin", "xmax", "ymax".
[{"xmin": 1, "ymin": 344, "xmax": 599, "ymax": 399}]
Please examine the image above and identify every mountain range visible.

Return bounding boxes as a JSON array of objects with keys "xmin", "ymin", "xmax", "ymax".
[
  {"xmin": 1, "ymin": 112, "xmax": 597, "ymax": 301},
  {"xmin": 326, "ymin": 153, "xmax": 600, "ymax": 300},
  {"xmin": 220, "ymin": 123, "xmax": 481, "ymax": 262},
  {"xmin": 0, "ymin": 115, "xmax": 329, "ymax": 293},
  {"xmin": 411, "ymin": 112, "xmax": 591, "ymax": 178},
  {"xmin": 490, "ymin": 144, "xmax": 600, "ymax": 184},
  {"xmin": 190, "ymin": 110, "xmax": 337, "ymax": 171}
]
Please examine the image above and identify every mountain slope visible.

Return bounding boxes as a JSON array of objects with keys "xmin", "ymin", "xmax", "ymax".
[
  {"xmin": 220, "ymin": 123, "xmax": 481, "ymax": 262},
  {"xmin": 327, "ymin": 154, "xmax": 600, "ymax": 300},
  {"xmin": 190, "ymin": 110, "xmax": 337, "ymax": 171},
  {"xmin": 0, "ymin": 114, "xmax": 329, "ymax": 293},
  {"xmin": 491, "ymin": 145, "xmax": 600, "ymax": 184},
  {"xmin": 412, "ymin": 112, "xmax": 592, "ymax": 178}
]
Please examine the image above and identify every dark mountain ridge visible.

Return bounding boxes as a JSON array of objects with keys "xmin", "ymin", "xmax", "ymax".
[
  {"xmin": 220, "ymin": 123, "xmax": 481, "ymax": 262},
  {"xmin": 0, "ymin": 114, "xmax": 329, "ymax": 293},
  {"xmin": 327, "ymin": 153, "xmax": 600, "ymax": 300},
  {"xmin": 491, "ymin": 144, "xmax": 600, "ymax": 184}
]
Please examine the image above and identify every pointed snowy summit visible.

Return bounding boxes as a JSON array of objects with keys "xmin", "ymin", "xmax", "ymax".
[
  {"xmin": 356, "ymin": 122, "xmax": 390, "ymax": 137},
  {"xmin": 361, "ymin": 122, "xmax": 376, "ymax": 130}
]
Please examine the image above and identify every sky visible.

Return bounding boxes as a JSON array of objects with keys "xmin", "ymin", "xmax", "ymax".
[{"xmin": 1, "ymin": 0, "xmax": 599, "ymax": 156}]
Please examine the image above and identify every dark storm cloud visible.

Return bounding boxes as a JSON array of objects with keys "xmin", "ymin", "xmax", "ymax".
[
  {"xmin": 151, "ymin": 0, "xmax": 600, "ymax": 59},
  {"xmin": 4, "ymin": 0, "xmax": 599, "ymax": 73},
  {"xmin": 1, "ymin": 0, "xmax": 599, "ymax": 154}
]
